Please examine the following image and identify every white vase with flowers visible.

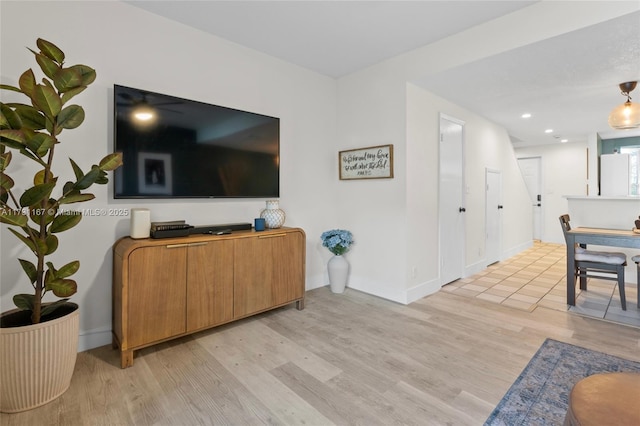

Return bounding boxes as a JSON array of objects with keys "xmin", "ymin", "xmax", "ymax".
[{"xmin": 321, "ymin": 229, "xmax": 354, "ymax": 293}]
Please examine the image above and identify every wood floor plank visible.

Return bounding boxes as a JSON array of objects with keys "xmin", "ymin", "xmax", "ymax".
[
  {"xmin": 384, "ymin": 380, "xmax": 478, "ymax": 426},
  {"xmin": 199, "ymin": 329, "xmax": 334, "ymax": 425}
]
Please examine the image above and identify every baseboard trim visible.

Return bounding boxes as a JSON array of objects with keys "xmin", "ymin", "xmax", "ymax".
[
  {"xmin": 406, "ymin": 279, "xmax": 441, "ymax": 304},
  {"xmin": 78, "ymin": 327, "xmax": 112, "ymax": 352},
  {"xmin": 308, "ymin": 272, "xmax": 441, "ymax": 305},
  {"xmin": 503, "ymin": 240, "xmax": 534, "ymax": 260}
]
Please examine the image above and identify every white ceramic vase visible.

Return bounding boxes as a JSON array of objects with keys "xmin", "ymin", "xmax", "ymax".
[
  {"xmin": 328, "ymin": 255, "xmax": 349, "ymax": 293},
  {"xmin": 260, "ymin": 199, "xmax": 286, "ymax": 229}
]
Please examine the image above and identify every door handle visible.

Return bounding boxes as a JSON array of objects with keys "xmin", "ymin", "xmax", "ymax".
[
  {"xmin": 459, "ymin": 207, "xmax": 466, "ymax": 212},
  {"xmin": 498, "ymin": 205, "xmax": 503, "ymax": 209}
]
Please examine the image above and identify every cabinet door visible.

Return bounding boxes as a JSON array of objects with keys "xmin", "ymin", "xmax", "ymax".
[
  {"xmin": 186, "ymin": 240, "xmax": 234, "ymax": 332},
  {"xmin": 128, "ymin": 245, "xmax": 187, "ymax": 348},
  {"xmin": 234, "ymin": 232, "xmax": 304, "ymax": 318},
  {"xmin": 271, "ymin": 232, "xmax": 304, "ymax": 306}
]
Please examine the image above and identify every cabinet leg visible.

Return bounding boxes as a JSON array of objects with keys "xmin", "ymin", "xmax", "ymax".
[
  {"xmin": 120, "ymin": 350, "xmax": 134, "ymax": 369},
  {"xmin": 296, "ymin": 298, "xmax": 305, "ymax": 310}
]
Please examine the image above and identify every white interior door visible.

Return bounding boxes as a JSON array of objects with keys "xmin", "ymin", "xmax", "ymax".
[
  {"xmin": 517, "ymin": 157, "xmax": 542, "ymax": 240},
  {"xmin": 485, "ymin": 169, "xmax": 502, "ymax": 265},
  {"xmin": 439, "ymin": 115, "xmax": 465, "ymax": 286}
]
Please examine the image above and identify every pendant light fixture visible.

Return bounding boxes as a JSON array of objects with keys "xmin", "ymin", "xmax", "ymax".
[{"xmin": 608, "ymin": 81, "xmax": 640, "ymax": 130}]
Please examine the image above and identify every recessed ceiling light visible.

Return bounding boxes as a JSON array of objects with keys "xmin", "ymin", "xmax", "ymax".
[
  {"xmin": 560, "ymin": 139, "xmax": 568, "ymax": 143},
  {"xmin": 545, "ymin": 129, "xmax": 553, "ymax": 133},
  {"xmin": 521, "ymin": 113, "xmax": 532, "ymax": 118}
]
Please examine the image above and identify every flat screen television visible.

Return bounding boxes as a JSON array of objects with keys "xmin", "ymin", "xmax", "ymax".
[{"xmin": 113, "ymin": 85, "xmax": 279, "ymax": 198}]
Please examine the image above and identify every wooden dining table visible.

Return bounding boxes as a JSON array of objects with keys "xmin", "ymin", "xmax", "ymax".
[{"xmin": 565, "ymin": 227, "xmax": 640, "ymax": 306}]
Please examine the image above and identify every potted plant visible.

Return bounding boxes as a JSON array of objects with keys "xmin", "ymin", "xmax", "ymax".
[
  {"xmin": 320, "ymin": 229, "xmax": 354, "ymax": 293},
  {"xmin": 0, "ymin": 38, "xmax": 122, "ymax": 412}
]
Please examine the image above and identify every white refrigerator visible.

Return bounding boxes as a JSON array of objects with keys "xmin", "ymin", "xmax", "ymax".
[{"xmin": 600, "ymin": 153, "xmax": 630, "ymax": 196}]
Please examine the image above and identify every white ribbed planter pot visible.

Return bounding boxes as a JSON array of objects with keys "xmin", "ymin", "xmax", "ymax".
[{"xmin": 0, "ymin": 304, "xmax": 79, "ymax": 413}]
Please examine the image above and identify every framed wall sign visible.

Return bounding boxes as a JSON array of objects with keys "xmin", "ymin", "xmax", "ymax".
[{"xmin": 339, "ymin": 144, "xmax": 394, "ymax": 180}]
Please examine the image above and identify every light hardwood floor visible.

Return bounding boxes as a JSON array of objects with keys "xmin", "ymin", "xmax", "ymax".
[{"xmin": 2, "ymin": 286, "xmax": 640, "ymax": 426}]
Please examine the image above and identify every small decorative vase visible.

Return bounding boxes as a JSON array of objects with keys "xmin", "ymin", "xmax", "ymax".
[
  {"xmin": 260, "ymin": 199, "xmax": 286, "ymax": 229},
  {"xmin": 328, "ymin": 255, "xmax": 349, "ymax": 293}
]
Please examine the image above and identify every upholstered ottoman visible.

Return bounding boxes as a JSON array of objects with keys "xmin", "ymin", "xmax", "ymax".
[{"xmin": 564, "ymin": 372, "xmax": 640, "ymax": 426}]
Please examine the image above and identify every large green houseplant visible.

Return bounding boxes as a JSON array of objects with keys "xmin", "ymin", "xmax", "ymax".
[{"xmin": 0, "ymin": 38, "xmax": 122, "ymax": 412}]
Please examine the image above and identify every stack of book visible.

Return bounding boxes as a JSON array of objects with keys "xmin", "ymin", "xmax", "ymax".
[{"xmin": 150, "ymin": 220, "xmax": 192, "ymax": 239}]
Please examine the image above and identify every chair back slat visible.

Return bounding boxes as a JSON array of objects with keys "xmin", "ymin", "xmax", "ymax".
[{"xmin": 559, "ymin": 214, "xmax": 572, "ymax": 243}]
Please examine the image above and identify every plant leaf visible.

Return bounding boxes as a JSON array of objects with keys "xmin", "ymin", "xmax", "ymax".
[
  {"xmin": 33, "ymin": 169, "xmax": 54, "ymax": 185},
  {"xmin": 0, "ymin": 108, "xmax": 8, "ymax": 129},
  {"xmin": 44, "ymin": 233, "xmax": 59, "ymax": 255},
  {"xmin": 35, "ymin": 52, "xmax": 60, "ymax": 81},
  {"xmin": 26, "ymin": 132, "xmax": 55, "ymax": 157},
  {"xmin": 53, "ymin": 67, "xmax": 82, "ymax": 93},
  {"xmin": 0, "ymin": 103, "xmax": 23, "ymax": 129},
  {"xmin": 60, "ymin": 86, "xmax": 86, "ymax": 105},
  {"xmin": 13, "ymin": 105, "xmax": 46, "ymax": 130},
  {"xmin": 0, "ymin": 209, "xmax": 28, "ymax": 227},
  {"xmin": 31, "ymin": 84, "xmax": 62, "ymax": 121},
  {"xmin": 0, "ymin": 139, "xmax": 42, "ymax": 166},
  {"xmin": 69, "ymin": 158, "xmax": 83, "ymax": 180},
  {"xmin": 40, "ymin": 299, "xmax": 70, "ymax": 317},
  {"xmin": 13, "ymin": 294, "xmax": 35, "ymax": 311},
  {"xmin": 0, "ymin": 171, "xmax": 14, "ymax": 190},
  {"xmin": 47, "ymin": 278, "xmax": 77, "ymax": 298},
  {"xmin": 99, "ymin": 152, "xmax": 123, "ymax": 171},
  {"xmin": 74, "ymin": 165, "xmax": 100, "ymax": 190},
  {"xmin": 0, "ymin": 129, "xmax": 27, "ymax": 144},
  {"xmin": 41, "ymin": 78, "xmax": 56, "ymax": 92},
  {"xmin": 57, "ymin": 105, "xmax": 84, "ymax": 129},
  {"xmin": 37, "ymin": 38, "xmax": 65, "ymax": 63},
  {"xmin": 50, "ymin": 210, "xmax": 81, "ymax": 233},
  {"xmin": 0, "ymin": 83, "xmax": 22, "ymax": 93},
  {"xmin": 69, "ymin": 64, "xmax": 96, "ymax": 86},
  {"xmin": 18, "ymin": 69, "xmax": 36, "ymax": 98},
  {"xmin": 19, "ymin": 182, "xmax": 55, "ymax": 207},
  {"xmin": 59, "ymin": 193, "xmax": 94, "ymax": 204},
  {"xmin": 18, "ymin": 259, "xmax": 37, "ymax": 283},
  {"xmin": 95, "ymin": 173, "xmax": 108, "ymax": 185},
  {"xmin": 62, "ymin": 181, "xmax": 76, "ymax": 194},
  {"xmin": 55, "ymin": 260, "xmax": 79, "ymax": 278}
]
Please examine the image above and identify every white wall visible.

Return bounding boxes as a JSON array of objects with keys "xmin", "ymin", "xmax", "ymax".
[
  {"xmin": 405, "ymin": 84, "xmax": 533, "ymax": 298},
  {"xmin": 515, "ymin": 142, "xmax": 588, "ymax": 243},
  {"xmin": 2, "ymin": 1, "xmax": 635, "ymax": 351},
  {"xmin": 0, "ymin": 1, "xmax": 338, "ymax": 350}
]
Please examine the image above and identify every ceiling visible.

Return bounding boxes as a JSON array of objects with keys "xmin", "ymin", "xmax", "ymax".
[{"xmin": 128, "ymin": 1, "xmax": 640, "ymax": 147}]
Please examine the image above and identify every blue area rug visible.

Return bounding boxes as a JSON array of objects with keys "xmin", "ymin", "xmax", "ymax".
[{"xmin": 485, "ymin": 338, "xmax": 640, "ymax": 425}]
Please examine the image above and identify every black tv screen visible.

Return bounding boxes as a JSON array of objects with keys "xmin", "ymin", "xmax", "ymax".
[{"xmin": 113, "ymin": 85, "xmax": 279, "ymax": 198}]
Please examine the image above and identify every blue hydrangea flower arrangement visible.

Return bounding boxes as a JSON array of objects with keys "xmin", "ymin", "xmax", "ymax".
[{"xmin": 321, "ymin": 229, "xmax": 354, "ymax": 256}]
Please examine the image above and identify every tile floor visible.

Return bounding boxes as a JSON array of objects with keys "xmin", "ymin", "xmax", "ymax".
[{"xmin": 442, "ymin": 241, "xmax": 640, "ymax": 328}]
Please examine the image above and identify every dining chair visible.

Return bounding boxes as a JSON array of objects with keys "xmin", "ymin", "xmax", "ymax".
[
  {"xmin": 559, "ymin": 214, "xmax": 628, "ymax": 310},
  {"xmin": 632, "ymin": 255, "xmax": 640, "ymax": 308}
]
